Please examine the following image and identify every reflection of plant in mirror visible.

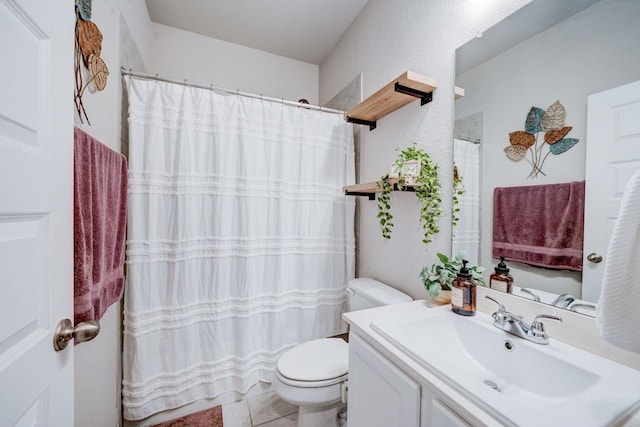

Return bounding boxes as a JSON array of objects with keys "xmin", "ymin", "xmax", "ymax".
[
  {"xmin": 452, "ymin": 165, "xmax": 465, "ymax": 230},
  {"xmin": 376, "ymin": 143, "xmax": 442, "ymax": 245},
  {"xmin": 504, "ymin": 100, "xmax": 579, "ymax": 178},
  {"xmin": 420, "ymin": 252, "xmax": 486, "ymax": 298}
]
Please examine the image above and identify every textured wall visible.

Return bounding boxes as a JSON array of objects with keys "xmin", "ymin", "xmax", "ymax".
[{"xmin": 319, "ymin": 0, "xmax": 529, "ymax": 299}]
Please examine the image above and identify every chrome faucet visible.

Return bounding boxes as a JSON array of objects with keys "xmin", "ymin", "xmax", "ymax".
[
  {"xmin": 485, "ymin": 296, "xmax": 562, "ymax": 345},
  {"xmin": 551, "ymin": 293, "xmax": 576, "ymax": 308}
]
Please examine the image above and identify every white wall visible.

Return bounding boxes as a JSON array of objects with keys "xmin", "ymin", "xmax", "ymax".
[
  {"xmin": 148, "ymin": 23, "xmax": 319, "ymax": 104},
  {"xmin": 455, "ymin": 0, "xmax": 640, "ymax": 296},
  {"xmin": 319, "ymin": 0, "xmax": 530, "ymax": 299},
  {"xmin": 73, "ymin": 2, "xmax": 152, "ymax": 426}
]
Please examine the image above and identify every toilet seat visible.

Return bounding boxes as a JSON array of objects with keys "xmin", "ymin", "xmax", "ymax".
[
  {"xmin": 276, "ymin": 370, "xmax": 348, "ymax": 388},
  {"xmin": 276, "ymin": 338, "xmax": 348, "ymax": 388}
]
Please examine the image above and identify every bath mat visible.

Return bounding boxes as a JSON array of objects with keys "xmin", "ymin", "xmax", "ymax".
[{"xmin": 151, "ymin": 406, "xmax": 223, "ymax": 427}]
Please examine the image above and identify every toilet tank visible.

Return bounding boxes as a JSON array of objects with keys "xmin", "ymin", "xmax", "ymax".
[{"xmin": 346, "ymin": 278, "xmax": 412, "ymax": 312}]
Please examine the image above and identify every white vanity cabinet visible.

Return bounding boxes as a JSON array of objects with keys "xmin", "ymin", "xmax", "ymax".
[
  {"xmin": 343, "ymin": 301, "xmax": 503, "ymax": 427},
  {"xmin": 429, "ymin": 399, "xmax": 473, "ymax": 427},
  {"xmin": 348, "ymin": 333, "xmax": 478, "ymax": 427},
  {"xmin": 347, "ymin": 333, "xmax": 420, "ymax": 426}
]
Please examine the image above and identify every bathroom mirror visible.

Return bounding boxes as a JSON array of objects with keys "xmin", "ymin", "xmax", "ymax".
[{"xmin": 453, "ymin": 0, "xmax": 640, "ymax": 316}]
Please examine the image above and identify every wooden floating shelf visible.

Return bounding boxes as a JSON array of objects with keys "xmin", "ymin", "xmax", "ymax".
[
  {"xmin": 455, "ymin": 86, "xmax": 465, "ymax": 99},
  {"xmin": 345, "ymin": 71, "xmax": 437, "ymax": 131},
  {"xmin": 343, "ymin": 178, "xmax": 420, "ymax": 200}
]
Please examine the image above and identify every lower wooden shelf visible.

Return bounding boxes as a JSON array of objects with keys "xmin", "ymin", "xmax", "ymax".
[{"xmin": 343, "ymin": 179, "xmax": 419, "ymax": 200}]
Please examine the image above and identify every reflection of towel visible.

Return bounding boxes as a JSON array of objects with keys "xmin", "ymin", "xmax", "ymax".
[
  {"xmin": 492, "ymin": 181, "xmax": 584, "ymax": 271},
  {"xmin": 74, "ymin": 127, "xmax": 128, "ymax": 325},
  {"xmin": 597, "ymin": 169, "xmax": 640, "ymax": 354}
]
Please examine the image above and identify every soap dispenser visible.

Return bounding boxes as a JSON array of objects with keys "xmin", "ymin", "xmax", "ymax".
[
  {"xmin": 490, "ymin": 256, "xmax": 514, "ymax": 293},
  {"xmin": 451, "ymin": 260, "xmax": 477, "ymax": 316}
]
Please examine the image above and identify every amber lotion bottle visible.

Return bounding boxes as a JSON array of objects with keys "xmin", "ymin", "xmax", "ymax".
[
  {"xmin": 451, "ymin": 260, "xmax": 477, "ymax": 316},
  {"xmin": 489, "ymin": 256, "xmax": 513, "ymax": 293}
]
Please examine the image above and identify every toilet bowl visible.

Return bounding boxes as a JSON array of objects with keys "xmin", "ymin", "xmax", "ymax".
[
  {"xmin": 273, "ymin": 278, "xmax": 412, "ymax": 427},
  {"xmin": 273, "ymin": 338, "xmax": 348, "ymax": 426}
]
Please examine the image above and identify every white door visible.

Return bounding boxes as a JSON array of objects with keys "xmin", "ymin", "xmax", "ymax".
[
  {"xmin": 0, "ymin": 1, "xmax": 75, "ymax": 425},
  {"xmin": 583, "ymin": 80, "xmax": 640, "ymax": 302}
]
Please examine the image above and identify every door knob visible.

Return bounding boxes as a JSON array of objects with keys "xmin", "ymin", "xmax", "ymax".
[
  {"xmin": 587, "ymin": 253, "xmax": 603, "ymax": 263},
  {"xmin": 53, "ymin": 319, "xmax": 100, "ymax": 351}
]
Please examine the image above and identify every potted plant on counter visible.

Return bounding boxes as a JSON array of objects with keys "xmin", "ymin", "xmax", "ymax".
[{"xmin": 420, "ymin": 252, "xmax": 486, "ymax": 304}]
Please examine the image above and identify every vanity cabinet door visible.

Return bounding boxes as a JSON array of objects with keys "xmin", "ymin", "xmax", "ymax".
[
  {"xmin": 348, "ymin": 334, "xmax": 420, "ymax": 427},
  {"xmin": 430, "ymin": 399, "xmax": 472, "ymax": 427}
]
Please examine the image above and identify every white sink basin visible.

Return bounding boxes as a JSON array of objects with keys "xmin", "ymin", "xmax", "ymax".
[{"xmin": 371, "ymin": 306, "xmax": 640, "ymax": 427}]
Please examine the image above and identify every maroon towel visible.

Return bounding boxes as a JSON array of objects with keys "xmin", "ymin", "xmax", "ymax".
[
  {"xmin": 492, "ymin": 181, "xmax": 585, "ymax": 271},
  {"xmin": 74, "ymin": 127, "xmax": 128, "ymax": 325}
]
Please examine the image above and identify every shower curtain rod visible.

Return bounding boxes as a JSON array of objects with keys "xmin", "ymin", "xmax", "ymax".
[{"xmin": 120, "ymin": 67, "xmax": 344, "ymax": 115}]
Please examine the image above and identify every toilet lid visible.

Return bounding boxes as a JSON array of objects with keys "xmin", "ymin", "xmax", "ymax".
[{"xmin": 277, "ymin": 338, "xmax": 348, "ymax": 382}]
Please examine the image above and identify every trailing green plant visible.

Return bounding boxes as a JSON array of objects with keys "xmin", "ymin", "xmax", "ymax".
[
  {"xmin": 376, "ymin": 175, "xmax": 394, "ymax": 239},
  {"xmin": 419, "ymin": 252, "xmax": 486, "ymax": 298},
  {"xmin": 377, "ymin": 143, "xmax": 443, "ymax": 245}
]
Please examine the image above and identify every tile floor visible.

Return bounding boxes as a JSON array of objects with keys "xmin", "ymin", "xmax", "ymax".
[{"xmin": 222, "ymin": 392, "xmax": 298, "ymax": 427}]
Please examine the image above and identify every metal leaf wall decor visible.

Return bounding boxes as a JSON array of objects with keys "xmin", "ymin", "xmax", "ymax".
[
  {"xmin": 504, "ymin": 100, "xmax": 579, "ymax": 178},
  {"xmin": 73, "ymin": 0, "xmax": 109, "ymax": 125}
]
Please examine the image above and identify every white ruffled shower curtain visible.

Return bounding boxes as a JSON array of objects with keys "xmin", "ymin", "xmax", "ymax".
[
  {"xmin": 452, "ymin": 138, "xmax": 481, "ymax": 264},
  {"xmin": 122, "ymin": 76, "xmax": 355, "ymax": 420}
]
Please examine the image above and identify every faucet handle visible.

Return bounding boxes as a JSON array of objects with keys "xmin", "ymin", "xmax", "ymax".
[
  {"xmin": 520, "ymin": 288, "xmax": 541, "ymax": 302},
  {"xmin": 485, "ymin": 295, "xmax": 515, "ymax": 324},
  {"xmin": 532, "ymin": 314, "xmax": 562, "ymax": 328},
  {"xmin": 485, "ymin": 295, "xmax": 505, "ymax": 312},
  {"xmin": 529, "ymin": 314, "xmax": 562, "ymax": 341},
  {"xmin": 551, "ymin": 294, "xmax": 576, "ymax": 308},
  {"xmin": 569, "ymin": 303, "xmax": 596, "ymax": 313}
]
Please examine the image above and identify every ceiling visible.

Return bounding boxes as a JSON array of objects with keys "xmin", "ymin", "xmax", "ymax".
[{"xmin": 145, "ymin": 0, "xmax": 370, "ymax": 65}]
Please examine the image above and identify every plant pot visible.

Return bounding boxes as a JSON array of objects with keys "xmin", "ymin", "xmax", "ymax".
[{"xmin": 432, "ymin": 289, "xmax": 452, "ymax": 305}]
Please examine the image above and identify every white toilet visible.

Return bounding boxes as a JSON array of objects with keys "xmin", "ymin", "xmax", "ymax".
[{"xmin": 273, "ymin": 278, "xmax": 412, "ymax": 427}]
